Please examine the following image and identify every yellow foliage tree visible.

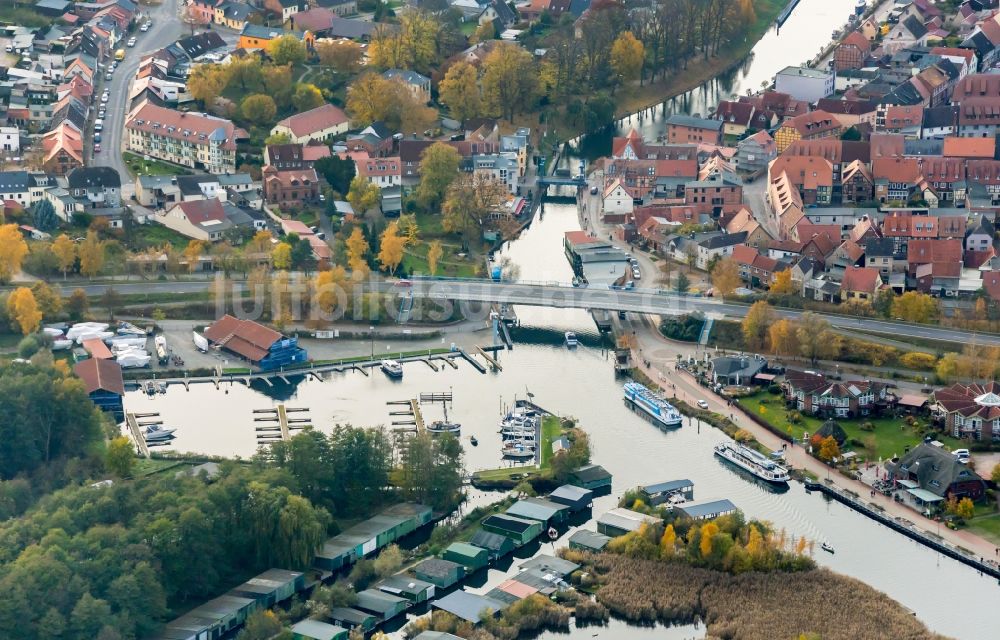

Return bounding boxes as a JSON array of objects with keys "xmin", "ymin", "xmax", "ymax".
[
  {"xmin": 7, "ymin": 287, "xmax": 42, "ymax": 335},
  {"xmin": 272, "ymin": 242, "xmax": 292, "ymax": 270},
  {"xmin": 183, "ymin": 239, "xmax": 205, "ymax": 273},
  {"xmin": 818, "ymin": 435, "xmax": 841, "ymax": 462},
  {"xmin": 795, "ymin": 536, "xmax": 808, "ymax": 555},
  {"xmin": 52, "ymin": 233, "xmax": 76, "ymax": 279},
  {"xmin": 316, "ymin": 39, "xmax": 364, "ymax": 72},
  {"xmin": 660, "ymin": 523, "xmax": 676, "ymax": 555},
  {"xmin": 770, "ymin": 269, "xmax": 796, "ymax": 295},
  {"xmin": 768, "ymin": 318, "xmax": 798, "ymax": 355},
  {"xmin": 346, "ymin": 226, "xmax": 370, "ymax": 277},
  {"xmin": 699, "ymin": 522, "xmax": 719, "ymax": 558},
  {"xmin": 439, "ymin": 61, "xmax": 482, "ymax": 123},
  {"xmin": 481, "ymin": 42, "xmax": 537, "ymax": 122},
  {"xmin": 610, "ymin": 31, "xmax": 644, "ymax": 87},
  {"xmin": 31, "ymin": 281, "xmax": 62, "ymax": 317},
  {"xmin": 378, "ymin": 221, "xmax": 407, "ymax": 276},
  {"xmin": 891, "ymin": 291, "xmax": 939, "ymax": 323},
  {"xmin": 347, "ymin": 175, "xmax": 381, "ymax": 215},
  {"xmin": 711, "ymin": 257, "xmax": 741, "ymax": 298},
  {"xmin": 899, "ymin": 351, "xmax": 937, "ymax": 370},
  {"xmin": 313, "ymin": 266, "xmax": 349, "ymax": 318},
  {"xmin": 745, "ymin": 524, "xmax": 764, "ymax": 557},
  {"xmin": 426, "ymin": 240, "xmax": 443, "ymax": 276},
  {"xmin": 741, "ymin": 300, "xmax": 775, "ymax": 350},
  {"xmin": 77, "ymin": 231, "xmax": 105, "ymax": 279},
  {"xmin": 0, "ymin": 223, "xmax": 28, "ymax": 283}
]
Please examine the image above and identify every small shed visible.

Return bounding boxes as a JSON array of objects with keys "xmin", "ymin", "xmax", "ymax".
[
  {"xmin": 518, "ymin": 554, "xmax": 580, "ymax": 578},
  {"xmin": 413, "ymin": 557, "xmax": 465, "ymax": 588},
  {"xmin": 377, "ymin": 575, "xmax": 435, "ymax": 603},
  {"xmin": 568, "ymin": 529, "xmax": 611, "ymax": 552},
  {"xmin": 640, "ymin": 479, "xmax": 695, "ymax": 505},
  {"xmin": 815, "ymin": 419, "xmax": 848, "ymax": 446},
  {"xmin": 548, "ymin": 484, "xmax": 593, "ymax": 511},
  {"xmin": 355, "ymin": 589, "xmax": 408, "ymax": 621},
  {"xmin": 469, "ymin": 530, "xmax": 516, "ymax": 560},
  {"xmin": 505, "ymin": 497, "xmax": 570, "ymax": 525},
  {"xmin": 675, "ymin": 499, "xmax": 738, "ymax": 521},
  {"xmin": 291, "ymin": 619, "xmax": 350, "ymax": 640},
  {"xmin": 597, "ymin": 508, "xmax": 660, "ymax": 537},
  {"xmin": 379, "ymin": 502, "xmax": 434, "ymax": 537},
  {"xmin": 481, "ymin": 514, "xmax": 543, "ymax": 547},
  {"xmin": 443, "ymin": 542, "xmax": 490, "ymax": 571},
  {"xmin": 413, "ymin": 632, "xmax": 465, "ymax": 640},
  {"xmin": 229, "ymin": 569, "xmax": 304, "ymax": 607},
  {"xmin": 432, "ymin": 591, "xmax": 508, "ymax": 624},
  {"xmin": 569, "ymin": 464, "xmax": 612, "ymax": 491},
  {"xmin": 327, "ymin": 607, "xmax": 376, "ymax": 632}
]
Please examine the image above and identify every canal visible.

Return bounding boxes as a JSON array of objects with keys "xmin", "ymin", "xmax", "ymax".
[
  {"xmin": 128, "ymin": 200, "xmax": 999, "ymax": 639},
  {"xmin": 564, "ymin": 0, "xmax": 862, "ymax": 163}
]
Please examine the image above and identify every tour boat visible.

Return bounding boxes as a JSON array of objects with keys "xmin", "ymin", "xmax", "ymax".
[
  {"xmin": 143, "ymin": 425, "xmax": 176, "ymax": 441},
  {"xmin": 821, "ymin": 542, "xmax": 835, "ymax": 554},
  {"xmin": 380, "ymin": 359, "xmax": 403, "ymax": 378},
  {"xmin": 565, "ymin": 331, "xmax": 579, "ymax": 347},
  {"xmin": 623, "ymin": 381, "xmax": 683, "ymax": 428},
  {"xmin": 713, "ymin": 441, "xmax": 790, "ymax": 484}
]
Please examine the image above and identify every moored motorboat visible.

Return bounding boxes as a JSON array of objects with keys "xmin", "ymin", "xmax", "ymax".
[
  {"xmin": 380, "ymin": 359, "xmax": 403, "ymax": 378},
  {"xmin": 821, "ymin": 542, "xmax": 835, "ymax": 554},
  {"xmin": 565, "ymin": 331, "xmax": 579, "ymax": 347},
  {"xmin": 143, "ymin": 425, "xmax": 176, "ymax": 441},
  {"xmin": 502, "ymin": 440, "xmax": 535, "ymax": 459},
  {"xmin": 469, "ymin": 436, "xmax": 478, "ymax": 446},
  {"xmin": 714, "ymin": 441, "xmax": 790, "ymax": 483},
  {"xmin": 623, "ymin": 381, "xmax": 683, "ymax": 428}
]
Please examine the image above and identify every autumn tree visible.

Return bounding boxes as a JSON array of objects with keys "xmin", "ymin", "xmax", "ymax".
[
  {"xmin": 699, "ymin": 522, "xmax": 719, "ymax": 558},
  {"xmin": 269, "ymin": 35, "xmax": 307, "ymax": 66},
  {"xmin": 742, "ymin": 300, "xmax": 775, "ymax": 350},
  {"xmin": 770, "ymin": 269, "xmax": 796, "ymax": 296},
  {"xmin": 415, "ymin": 142, "xmax": 461, "ymax": 209},
  {"xmin": 346, "ymin": 73, "xmax": 437, "ymax": 132},
  {"xmin": 7, "ymin": 287, "xmax": 41, "ymax": 335},
  {"xmin": 224, "ymin": 56, "xmax": 264, "ymax": 91},
  {"xmin": 442, "ymin": 173, "xmax": 508, "ymax": 246},
  {"xmin": 481, "ymin": 42, "xmax": 538, "ymax": 122},
  {"xmin": 187, "ymin": 64, "xmax": 227, "ymax": 107},
  {"xmin": 817, "ymin": 435, "xmax": 840, "ymax": 462},
  {"xmin": 346, "ymin": 226, "xmax": 370, "ymax": 276},
  {"xmin": 67, "ymin": 288, "xmax": 89, "ymax": 321},
  {"xmin": 272, "ymin": 242, "xmax": 292, "ymax": 270},
  {"xmin": 891, "ymin": 291, "xmax": 939, "ymax": 324},
  {"xmin": 0, "ymin": 223, "xmax": 29, "ymax": 283},
  {"xmin": 438, "ymin": 61, "xmax": 482, "ymax": 123},
  {"xmin": 610, "ymin": 31, "xmax": 644, "ymax": 89},
  {"xmin": 378, "ymin": 221, "xmax": 407, "ymax": 276},
  {"xmin": 316, "ymin": 39, "xmax": 364, "ymax": 73},
  {"xmin": 52, "ymin": 233, "xmax": 76, "ymax": 279},
  {"xmin": 293, "ymin": 83, "xmax": 325, "ymax": 111},
  {"xmin": 711, "ymin": 257, "xmax": 741, "ymax": 298},
  {"xmin": 660, "ymin": 523, "xmax": 676, "ymax": 555},
  {"xmin": 240, "ymin": 94, "xmax": 277, "ymax": 126},
  {"xmin": 796, "ymin": 312, "xmax": 832, "ymax": 364},
  {"xmin": 426, "ymin": 240, "xmax": 443, "ymax": 276},
  {"xmin": 77, "ymin": 231, "xmax": 105, "ymax": 278},
  {"xmin": 263, "ymin": 64, "xmax": 295, "ymax": 109},
  {"xmin": 347, "ymin": 176, "xmax": 381, "ymax": 215},
  {"xmin": 992, "ymin": 463, "xmax": 1000, "ymax": 484},
  {"xmin": 313, "ymin": 266, "xmax": 350, "ymax": 319},
  {"xmin": 105, "ymin": 436, "xmax": 135, "ymax": 478},
  {"xmin": 768, "ymin": 318, "xmax": 799, "ymax": 356},
  {"xmin": 31, "ymin": 281, "xmax": 62, "ymax": 317},
  {"xmin": 367, "ymin": 12, "xmax": 440, "ymax": 73}
]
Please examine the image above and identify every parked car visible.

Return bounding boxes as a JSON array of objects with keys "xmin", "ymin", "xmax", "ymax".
[
  {"xmin": 590, "ymin": 186, "xmax": 598, "ymax": 195},
  {"xmin": 105, "ymin": 72, "xmax": 112, "ymax": 80},
  {"xmin": 94, "ymin": 133, "xmax": 101, "ymax": 143},
  {"xmin": 697, "ymin": 400, "xmax": 709, "ymax": 409},
  {"xmin": 140, "ymin": 22, "xmax": 150, "ymax": 32},
  {"xmin": 101, "ymin": 94, "xmax": 109, "ymax": 103},
  {"xmin": 127, "ymin": 37, "xmax": 137, "ymax": 47},
  {"xmin": 94, "ymin": 143, "xmax": 101, "ymax": 153}
]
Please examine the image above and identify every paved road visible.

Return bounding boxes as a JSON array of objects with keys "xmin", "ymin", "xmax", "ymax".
[{"xmin": 95, "ymin": 0, "xmax": 185, "ymax": 197}]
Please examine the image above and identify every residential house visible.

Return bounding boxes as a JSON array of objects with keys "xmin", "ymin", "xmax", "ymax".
[
  {"xmin": 125, "ymin": 102, "xmax": 245, "ymax": 174},
  {"xmin": 271, "ymin": 103, "xmax": 349, "ymax": 143},
  {"xmin": 774, "ymin": 66, "xmax": 835, "ymax": 102},
  {"xmin": 957, "ymin": 96, "xmax": 1000, "ymax": 138},
  {"xmin": 872, "ymin": 157, "xmax": 925, "ymax": 204},
  {"xmin": 0, "ymin": 172, "xmax": 47, "ymax": 208},
  {"xmin": 774, "ymin": 110, "xmax": 843, "ymax": 153},
  {"xmin": 731, "ymin": 244, "xmax": 779, "ymax": 287},
  {"xmin": 383, "ymin": 69, "xmax": 431, "ymax": 103},
  {"xmin": 317, "ymin": 0, "xmax": 356, "ymax": 16},
  {"xmin": 262, "ymin": 165, "xmax": 320, "ymax": 206},
  {"xmin": 66, "ymin": 166, "xmax": 121, "ymax": 209},
  {"xmin": 693, "ymin": 231, "xmax": 748, "ymax": 270},
  {"xmin": 726, "ymin": 207, "xmax": 773, "ymax": 249},
  {"xmin": 265, "ymin": 143, "xmax": 330, "ymax": 169},
  {"xmin": 266, "ymin": 0, "xmax": 304, "ymax": 23},
  {"xmin": 683, "ymin": 170, "xmax": 742, "ymax": 218},
  {"xmin": 783, "ymin": 369, "xmax": 890, "ymax": 418},
  {"xmin": 710, "ymin": 101, "xmax": 757, "ymax": 138},
  {"xmin": 839, "ymin": 265, "xmax": 882, "ymax": 301},
  {"xmin": 602, "ymin": 179, "xmax": 634, "ymax": 218},
  {"xmin": 921, "ymin": 105, "xmax": 960, "ymax": 139},
  {"xmin": 887, "ymin": 442, "xmax": 986, "ymax": 499},
  {"xmin": 160, "ymin": 199, "xmax": 234, "ymax": 242},
  {"xmin": 735, "ymin": 130, "xmax": 776, "ymax": 174},
  {"xmin": 238, "ymin": 24, "xmax": 314, "ymax": 51},
  {"xmin": 965, "ymin": 214, "xmax": 995, "ymax": 251},
  {"xmin": 883, "ymin": 105, "xmax": 923, "ymax": 136},
  {"xmin": 841, "ymin": 160, "xmax": 874, "ymax": 204},
  {"xmin": 356, "ymin": 156, "xmax": 402, "ymax": 188},
  {"xmin": 943, "ymin": 136, "xmax": 995, "ymax": 159},
  {"xmin": 40, "ymin": 123, "xmax": 83, "ymax": 175},
  {"xmin": 883, "ymin": 15, "xmax": 929, "ymax": 54},
  {"xmin": 767, "ymin": 155, "xmax": 834, "ymax": 205},
  {"xmin": 768, "ymin": 170, "xmax": 806, "ymax": 239},
  {"xmin": 665, "ymin": 114, "xmax": 723, "ymax": 145},
  {"xmin": 215, "ymin": 1, "xmax": 257, "ymax": 30},
  {"xmin": 934, "ymin": 382, "xmax": 1000, "ymax": 441},
  {"xmin": 834, "ymin": 31, "xmax": 871, "ymax": 71}
]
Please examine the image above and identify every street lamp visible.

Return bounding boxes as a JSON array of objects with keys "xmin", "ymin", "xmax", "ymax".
[{"xmin": 369, "ymin": 325, "xmax": 375, "ymax": 361}]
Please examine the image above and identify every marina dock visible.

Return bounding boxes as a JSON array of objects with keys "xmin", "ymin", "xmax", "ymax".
[
  {"xmin": 124, "ymin": 412, "xmax": 153, "ymax": 458},
  {"xmin": 387, "ymin": 398, "xmax": 425, "ymax": 434},
  {"xmin": 475, "ymin": 346, "xmax": 502, "ymax": 371},
  {"xmin": 254, "ymin": 405, "xmax": 311, "ymax": 444}
]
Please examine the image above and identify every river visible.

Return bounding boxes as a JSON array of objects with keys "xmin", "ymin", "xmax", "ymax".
[
  {"xmin": 127, "ymin": 201, "xmax": 999, "ymax": 639},
  {"xmin": 565, "ymin": 0, "xmax": 861, "ymax": 164}
]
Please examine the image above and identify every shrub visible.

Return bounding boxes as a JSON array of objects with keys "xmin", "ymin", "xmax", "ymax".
[
  {"xmin": 17, "ymin": 335, "xmax": 40, "ymax": 359},
  {"xmin": 859, "ymin": 421, "xmax": 875, "ymax": 432},
  {"xmin": 787, "ymin": 411, "xmax": 803, "ymax": 425},
  {"xmin": 767, "ymin": 384, "xmax": 782, "ymax": 395}
]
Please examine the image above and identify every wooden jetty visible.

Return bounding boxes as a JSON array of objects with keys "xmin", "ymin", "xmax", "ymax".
[
  {"xmin": 387, "ymin": 399, "xmax": 425, "ymax": 434},
  {"xmin": 124, "ymin": 412, "xmax": 153, "ymax": 458},
  {"xmin": 475, "ymin": 345, "xmax": 502, "ymax": 371},
  {"xmin": 457, "ymin": 349, "xmax": 487, "ymax": 374},
  {"xmin": 254, "ymin": 405, "xmax": 311, "ymax": 444}
]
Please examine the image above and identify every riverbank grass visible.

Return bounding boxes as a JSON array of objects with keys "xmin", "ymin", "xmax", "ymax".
[
  {"xmin": 738, "ymin": 392, "xmax": 961, "ymax": 459},
  {"xmin": 967, "ymin": 514, "xmax": 1000, "ymax": 546}
]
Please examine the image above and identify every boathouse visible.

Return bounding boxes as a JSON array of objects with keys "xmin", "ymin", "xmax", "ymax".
[
  {"xmin": 327, "ymin": 608, "xmax": 376, "ymax": 632},
  {"xmin": 204, "ymin": 314, "xmax": 307, "ymax": 370},
  {"xmin": 228, "ymin": 569, "xmax": 304, "ymax": 607},
  {"xmin": 481, "ymin": 514, "xmax": 543, "ymax": 547},
  {"xmin": 505, "ymin": 497, "xmax": 569, "ymax": 526},
  {"xmin": 291, "ymin": 619, "xmax": 350, "ymax": 640},
  {"xmin": 569, "ymin": 464, "xmax": 613, "ymax": 491},
  {"xmin": 152, "ymin": 594, "xmax": 259, "ymax": 640},
  {"xmin": 413, "ymin": 632, "xmax": 464, "ymax": 640},
  {"xmin": 412, "ymin": 558, "xmax": 465, "ymax": 588},
  {"xmin": 675, "ymin": 499, "xmax": 738, "ymax": 521},
  {"xmin": 442, "ymin": 542, "xmax": 490, "ymax": 571},
  {"xmin": 355, "ymin": 589, "xmax": 407, "ymax": 621},
  {"xmin": 314, "ymin": 502, "xmax": 432, "ymax": 571},
  {"xmin": 640, "ymin": 479, "xmax": 695, "ymax": 506},
  {"xmin": 469, "ymin": 530, "xmax": 516, "ymax": 560},
  {"xmin": 519, "ymin": 554, "xmax": 580, "ymax": 579},
  {"xmin": 547, "ymin": 484, "xmax": 593, "ymax": 512},
  {"xmin": 597, "ymin": 507, "xmax": 660, "ymax": 537},
  {"xmin": 568, "ymin": 529, "xmax": 611, "ymax": 552},
  {"xmin": 377, "ymin": 575, "xmax": 435, "ymax": 603},
  {"xmin": 73, "ymin": 358, "xmax": 124, "ymax": 418},
  {"xmin": 432, "ymin": 591, "xmax": 508, "ymax": 624}
]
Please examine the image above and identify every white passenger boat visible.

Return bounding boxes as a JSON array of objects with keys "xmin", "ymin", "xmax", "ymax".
[
  {"xmin": 714, "ymin": 441, "xmax": 790, "ymax": 484},
  {"xmin": 144, "ymin": 425, "xmax": 176, "ymax": 441},
  {"xmin": 380, "ymin": 359, "xmax": 403, "ymax": 378},
  {"xmin": 565, "ymin": 331, "xmax": 579, "ymax": 347},
  {"xmin": 623, "ymin": 381, "xmax": 683, "ymax": 428}
]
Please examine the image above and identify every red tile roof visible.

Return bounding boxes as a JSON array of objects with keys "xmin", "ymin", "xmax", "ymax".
[
  {"xmin": 176, "ymin": 199, "xmax": 226, "ymax": 225},
  {"xmin": 840, "ymin": 265, "xmax": 881, "ymax": 294},
  {"xmin": 126, "ymin": 102, "xmax": 243, "ymax": 151},
  {"xmin": 942, "ymin": 136, "xmax": 996, "ymax": 158},
  {"xmin": 273, "ymin": 103, "xmax": 349, "ymax": 138},
  {"xmin": 73, "ymin": 358, "xmax": 125, "ymax": 396},
  {"xmin": 204, "ymin": 314, "xmax": 283, "ymax": 363},
  {"xmin": 907, "ymin": 238, "xmax": 963, "ymax": 265}
]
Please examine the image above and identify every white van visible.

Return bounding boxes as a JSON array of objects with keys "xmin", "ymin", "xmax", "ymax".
[{"xmin": 94, "ymin": 119, "xmax": 103, "ymax": 131}]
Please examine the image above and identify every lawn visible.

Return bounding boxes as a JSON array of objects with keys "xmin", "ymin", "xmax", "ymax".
[
  {"xmin": 402, "ymin": 241, "xmax": 479, "ymax": 278},
  {"xmin": 738, "ymin": 392, "xmax": 962, "ymax": 460},
  {"xmin": 124, "ymin": 152, "xmax": 190, "ymax": 176},
  {"xmin": 128, "ymin": 223, "xmax": 192, "ymax": 250},
  {"xmin": 967, "ymin": 514, "xmax": 1000, "ymax": 546},
  {"xmin": 539, "ymin": 415, "xmax": 563, "ymax": 468}
]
